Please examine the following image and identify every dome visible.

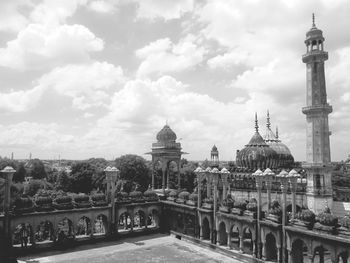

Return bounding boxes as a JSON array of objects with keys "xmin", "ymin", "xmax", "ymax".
[
  {"xmin": 236, "ymin": 114, "xmax": 278, "ymax": 170},
  {"xmin": 305, "ymin": 14, "xmax": 324, "ymax": 42},
  {"xmin": 156, "ymin": 124, "xmax": 177, "ymax": 143},
  {"xmin": 211, "ymin": 145, "xmax": 218, "ymax": 152},
  {"xmin": 264, "ymin": 112, "xmax": 294, "ymax": 168}
]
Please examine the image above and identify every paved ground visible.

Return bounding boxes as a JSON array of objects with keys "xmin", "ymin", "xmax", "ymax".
[{"xmin": 18, "ymin": 234, "xmax": 241, "ymax": 263}]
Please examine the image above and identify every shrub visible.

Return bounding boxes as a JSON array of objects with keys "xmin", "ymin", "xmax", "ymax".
[
  {"xmin": 74, "ymin": 194, "xmax": 90, "ymax": 203},
  {"xmin": 339, "ymin": 215, "xmax": 350, "ymax": 229},
  {"xmin": 296, "ymin": 209, "xmax": 315, "ymax": 223},
  {"xmin": 246, "ymin": 201, "xmax": 257, "ymax": 212},
  {"xmin": 189, "ymin": 193, "xmax": 198, "ymax": 201},
  {"xmin": 317, "ymin": 212, "xmax": 338, "ymax": 226},
  {"xmin": 91, "ymin": 193, "xmax": 106, "ymax": 201},
  {"xmin": 35, "ymin": 196, "xmax": 52, "ymax": 205},
  {"xmin": 268, "ymin": 201, "xmax": 282, "ymax": 216},
  {"xmin": 117, "ymin": 191, "xmax": 129, "ymax": 200},
  {"xmin": 129, "ymin": 191, "xmax": 143, "ymax": 199},
  {"xmin": 233, "ymin": 200, "xmax": 247, "ymax": 210},
  {"xmin": 14, "ymin": 197, "xmax": 33, "ymax": 208},
  {"xmin": 169, "ymin": 190, "xmax": 178, "ymax": 198},
  {"xmin": 55, "ymin": 196, "xmax": 72, "ymax": 204},
  {"xmin": 178, "ymin": 191, "xmax": 190, "ymax": 200}
]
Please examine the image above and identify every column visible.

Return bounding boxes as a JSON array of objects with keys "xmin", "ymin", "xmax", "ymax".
[
  {"xmin": 253, "ymin": 242, "xmax": 257, "ymax": 258},
  {"xmin": 266, "ymin": 177, "xmax": 272, "ymax": 209},
  {"xmin": 177, "ymin": 161, "xmax": 181, "ymax": 189},
  {"xmin": 197, "ymin": 174, "xmax": 202, "ymax": 209},
  {"xmin": 277, "ymin": 246, "xmax": 281, "ymax": 263},
  {"xmin": 200, "ymin": 225, "xmax": 203, "ymax": 240},
  {"xmin": 151, "ymin": 160, "xmax": 155, "ymax": 190},
  {"xmin": 166, "ymin": 163, "xmax": 170, "ymax": 189},
  {"xmin": 261, "ymin": 241, "xmax": 266, "ymax": 261},
  {"xmin": 239, "ymin": 235, "xmax": 244, "ymax": 253},
  {"xmin": 206, "ymin": 177, "xmax": 211, "ymax": 198},
  {"xmin": 287, "ymin": 249, "xmax": 292, "ymax": 263},
  {"xmin": 222, "ymin": 174, "xmax": 228, "ymax": 200},
  {"xmin": 227, "ymin": 232, "xmax": 231, "ymax": 249},
  {"xmin": 162, "ymin": 166, "xmax": 166, "ymax": 192},
  {"xmin": 213, "ymin": 175, "xmax": 218, "ymax": 244},
  {"xmin": 256, "ymin": 181, "xmax": 263, "ymax": 259},
  {"xmin": 280, "ymin": 179, "xmax": 288, "ymax": 263}
]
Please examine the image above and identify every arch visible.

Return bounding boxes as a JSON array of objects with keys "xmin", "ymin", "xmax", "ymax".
[
  {"xmin": 337, "ymin": 251, "xmax": 349, "ymax": 263},
  {"xmin": 76, "ymin": 216, "xmax": 92, "ymax": 237},
  {"xmin": 133, "ymin": 210, "xmax": 146, "ymax": 230},
  {"xmin": 218, "ymin": 221, "xmax": 227, "ymax": 246},
  {"xmin": 265, "ymin": 232, "xmax": 277, "ymax": 262},
  {"xmin": 202, "ymin": 217, "xmax": 210, "ymax": 240},
  {"xmin": 93, "ymin": 214, "xmax": 107, "ymax": 236},
  {"xmin": 34, "ymin": 220, "xmax": 54, "ymax": 244},
  {"xmin": 56, "ymin": 218, "xmax": 74, "ymax": 243},
  {"xmin": 313, "ymin": 245, "xmax": 333, "ymax": 263},
  {"xmin": 118, "ymin": 212, "xmax": 131, "ymax": 233},
  {"xmin": 147, "ymin": 208, "xmax": 159, "ymax": 228},
  {"xmin": 242, "ymin": 227, "xmax": 253, "ymax": 254},
  {"xmin": 229, "ymin": 224, "xmax": 240, "ymax": 250},
  {"xmin": 13, "ymin": 222, "xmax": 34, "ymax": 248},
  {"xmin": 291, "ymin": 238, "xmax": 309, "ymax": 263}
]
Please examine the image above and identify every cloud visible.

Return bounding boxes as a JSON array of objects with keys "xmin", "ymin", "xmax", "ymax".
[
  {"xmin": 136, "ymin": 35, "xmax": 206, "ymax": 77},
  {"xmin": 135, "ymin": 0, "xmax": 194, "ymax": 20},
  {"xmin": 88, "ymin": 0, "xmax": 117, "ymax": 14},
  {"xmin": 0, "ymin": 23, "xmax": 104, "ymax": 70},
  {"xmin": 0, "ymin": 1, "xmax": 31, "ymax": 32}
]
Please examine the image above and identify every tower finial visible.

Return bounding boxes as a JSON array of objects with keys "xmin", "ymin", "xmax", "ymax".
[
  {"xmin": 255, "ymin": 112, "xmax": 259, "ymax": 132},
  {"xmin": 266, "ymin": 110, "xmax": 271, "ymax": 129},
  {"xmin": 312, "ymin": 13, "xmax": 316, "ymax": 27},
  {"xmin": 276, "ymin": 126, "xmax": 279, "ymax": 139}
]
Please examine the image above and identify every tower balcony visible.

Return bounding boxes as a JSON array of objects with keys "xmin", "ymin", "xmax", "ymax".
[
  {"xmin": 302, "ymin": 104, "xmax": 332, "ymax": 115},
  {"xmin": 302, "ymin": 50, "xmax": 328, "ymax": 63}
]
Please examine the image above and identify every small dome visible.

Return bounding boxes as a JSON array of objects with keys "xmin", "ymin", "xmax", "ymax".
[
  {"xmin": 236, "ymin": 114, "xmax": 278, "ymax": 170},
  {"xmin": 211, "ymin": 145, "xmax": 218, "ymax": 152},
  {"xmin": 156, "ymin": 124, "xmax": 177, "ymax": 143}
]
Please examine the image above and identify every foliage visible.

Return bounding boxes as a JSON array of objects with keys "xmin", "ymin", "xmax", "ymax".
[
  {"xmin": 0, "ymin": 157, "xmax": 26, "ymax": 182},
  {"xmin": 35, "ymin": 196, "xmax": 53, "ymax": 205},
  {"xmin": 296, "ymin": 209, "xmax": 315, "ymax": 223},
  {"xmin": 26, "ymin": 179, "xmax": 45, "ymax": 196},
  {"xmin": 246, "ymin": 199, "xmax": 257, "ymax": 212},
  {"xmin": 169, "ymin": 190, "xmax": 178, "ymax": 197},
  {"xmin": 189, "ymin": 193, "xmax": 198, "ymax": 201},
  {"xmin": 14, "ymin": 197, "xmax": 33, "ymax": 208},
  {"xmin": 233, "ymin": 200, "xmax": 247, "ymax": 210},
  {"xmin": 115, "ymin": 155, "xmax": 151, "ymax": 191},
  {"xmin": 269, "ymin": 200, "xmax": 282, "ymax": 216},
  {"xmin": 317, "ymin": 212, "xmax": 338, "ymax": 226},
  {"xmin": 91, "ymin": 193, "xmax": 106, "ymax": 201},
  {"xmin": 69, "ymin": 162, "xmax": 95, "ymax": 193},
  {"xmin": 28, "ymin": 159, "xmax": 47, "ymax": 179},
  {"xmin": 55, "ymin": 196, "xmax": 72, "ymax": 204},
  {"xmin": 73, "ymin": 194, "xmax": 90, "ymax": 203},
  {"xmin": 56, "ymin": 171, "xmax": 72, "ymax": 192},
  {"xmin": 178, "ymin": 191, "xmax": 190, "ymax": 200},
  {"xmin": 339, "ymin": 215, "xmax": 350, "ymax": 229},
  {"xmin": 129, "ymin": 191, "xmax": 143, "ymax": 199}
]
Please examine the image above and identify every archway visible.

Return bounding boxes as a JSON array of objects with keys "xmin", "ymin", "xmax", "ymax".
[
  {"xmin": 76, "ymin": 216, "xmax": 91, "ymax": 237},
  {"xmin": 118, "ymin": 212, "xmax": 131, "ymax": 233},
  {"xmin": 202, "ymin": 217, "xmax": 210, "ymax": 240},
  {"xmin": 265, "ymin": 233, "xmax": 277, "ymax": 262},
  {"xmin": 56, "ymin": 218, "xmax": 74, "ymax": 243},
  {"xmin": 13, "ymin": 223, "xmax": 34, "ymax": 248},
  {"xmin": 291, "ymin": 238, "xmax": 309, "ymax": 263},
  {"xmin": 242, "ymin": 227, "xmax": 253, "ymax": 254},
  {"xmin": 93, "ymin": 214, "xmax": 107, "ymax": 236},
  {"xmin": 147, "ymin": 209, "xmax": 159, "ymax": 228},
  {"xmin": 229, "ymin": 225, "xmax": 240, "ymax": 250},
  {"xmin": 35, "ymin": 220, "xmax": 54, "ymax": 244},
  {"xmin": 313, "ymin": 246, "xmax": 332, "ymax": 263},
  {"xmin": 218, "ymin": 221, "xmax": 227, "ymax": 246},
  {"xmin": 184, "ymin": 215, "xmax": 196, "ymax": 236},
  {"xmin": 337, "ymin": 251, "xmax": 348, "ymax": 263},
  {"xmin": 134, "ymin": 210, "xmax": 146, "ymax": 230}
]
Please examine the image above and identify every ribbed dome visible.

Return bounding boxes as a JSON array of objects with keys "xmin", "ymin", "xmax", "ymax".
[
  {"xmin": 156, "ymin": 124, "xmax": 177, "ymax": 143},
  {"xmin": 236, "ymin": 114, "xmax": 278, "ymax": 170},
  {"xmin": 264, "ymin": 112, "xmax": 294, "ymax": 168}
]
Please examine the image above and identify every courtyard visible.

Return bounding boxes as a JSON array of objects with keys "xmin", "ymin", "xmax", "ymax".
[{"xmin": 18, "ymin": 233, "xmax": 240, "ymax": 263}]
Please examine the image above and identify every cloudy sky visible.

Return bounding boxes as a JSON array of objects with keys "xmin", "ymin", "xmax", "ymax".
[{"xmin": 0, "ymin": 0, "xmax": 349, "ymax": 162}]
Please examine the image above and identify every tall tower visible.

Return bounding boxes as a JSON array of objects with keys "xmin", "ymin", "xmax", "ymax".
[
  {"xmin": 210, "ymin": 145, "xmax": 219, "ymax": 167},
  {"xmin": 302, "ymin": 14, "xmax": 333, "ymax": 213}
]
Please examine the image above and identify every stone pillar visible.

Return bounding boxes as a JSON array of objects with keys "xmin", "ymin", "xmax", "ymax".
[
  {"xmin": 200, "ymin": 225, "xmax": 203, "ymax": 240},
  {"xmin": 222, "ymin": 174, "xmax": 228, "ymax": 200},
  {"xmin": 166, "ymin": 163, "xmax": 170, "ymax": 189},
  {"xmin": 280, "ymin": 178, "xmax": 288, "ymax": 263},
  {"xmin": 227, "ymin": 232, "xmax": 231, "ymax": 249},
  {"xmin": 290, "ymin": 177, "xmax": 298, "ymax": 219},
  {"xmin": 287, "ymin": 249, "xmax": 292, "ymax": 263},
  {"xmin": 206, "ymin": 177, "xmax": 211, "ymax": 198},
  {"xmin": 213, "ymin": 174, "xmax": 219, "ymax": 244},
  {"xmin": 177, "ymin": 162, "xmax": 181, "ymax": 189},
  {"xmin": 253, "ymin": 242, "xmax": 257, "ymax": 258},
  {"xmin": 308, "ymin": 253, "xmax": 314, "ymax": 263},
  {"xmin": 151, "ymin": 161, "xmax": 155, "ymax": 190},
  {"xmin": 255, "ymin": 173, "xmax": 263, "ymax": 259},
  {"xmin": 239, "ymin": 235, "xmax": 244, "ymax": 253},
  {"xmin": 162, "ymin": 166, "xmax": 166, "ymax": 192},
  {"xmin": 261, "ymin": 241, "xmax": 266, "ymax": 261},
  {"xmin": 266, "ymin": 176, "xmax": 272, "ymax": 209},
  {"xmin": 277, "ymin": 246, "xmax": 282, "ymax": 263},
  {"xmin": 198, "ymin": 174, "xmax": 202, "ymax": 209}
]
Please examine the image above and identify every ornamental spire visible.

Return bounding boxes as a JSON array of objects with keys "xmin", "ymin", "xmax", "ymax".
[
  {"xmin": 312, "ymin": 13, "xmax": 316, "ymax": 28},
  {"xmin": 276, "ymin": 126, "xmax": 279, "ymax": 139},
  {"xmin": 266, "ymin": 110, "xmax": 271, "ymax": 129},
  {"xmin": 255, "ymin": 112, "xmax": 259, "ymax": 132}
]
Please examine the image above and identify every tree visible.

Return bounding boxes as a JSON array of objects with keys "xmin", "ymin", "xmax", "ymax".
[
  {"xmin": 115, "ymin": 155, "xmax": 151, "ymax": 192},
  {"xmin": 56, "ymin": 171, "xmax": 72, "ymax": 192},
  {"xmin": 28, "ymin": 159, "xmax": 47, "ymax": 179},
  {"xmin": 13, "ymin": 163, "xmax": 26, "ymax": 182},
  {"xmin": 69, "ymin": 162, "xmax": 95, "ymax": 193}
]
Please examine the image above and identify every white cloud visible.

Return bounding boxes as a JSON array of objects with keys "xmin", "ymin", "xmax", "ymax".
[
  {"xmin": 136, "ymin": 35, "xmax": 206, "ymax": 77},
  {"xmin": 0, "ymin": 1, "xmax": 31, "ymax": 32},
  {"xmin": 0, "ymin": 23, "xmax": 104, "ymax": 70},
  {"xmin": 135, "ymin": 0, "xmax": 194, "ymax": 20},
  {"xmin": 88, "ymin": 0, "xmax": 117, "ymax": 14}
]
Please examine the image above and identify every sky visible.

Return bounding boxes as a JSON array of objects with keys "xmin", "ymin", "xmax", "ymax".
[{"xmin": 0, "ymin": 0, "xmax": 350, "ymax": 162}]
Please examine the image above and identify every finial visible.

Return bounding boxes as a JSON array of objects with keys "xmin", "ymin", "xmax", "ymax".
[
  {"xmin": 266, "ymin": 110, "xmax": 271, "ymax": 129},
  {"xmin": 255, "ymin": 112, "xmax": 259, "ymax": 132},
  {"xmin": 312, "ymin": 13, "xmax": 316, "ymax": 27},
  {"xmin": 276, "ymin": 126, "xmax": 279, "ymax": 139}
]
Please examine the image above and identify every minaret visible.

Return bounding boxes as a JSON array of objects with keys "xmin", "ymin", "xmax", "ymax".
[
  {"xmin": 210, "ymin": 145, "xmax": 219, "ymax": 168},
  {"xmin": 302, "ymin": 14, "xmax": 333, "ymax": 213}
]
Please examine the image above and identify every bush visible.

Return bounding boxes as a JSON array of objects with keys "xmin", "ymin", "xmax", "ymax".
[
  {"xmin": 74, "ymin": 194, "xmax": 90, "ymax": 203},
  {"xmin": 339, "ymin": 215, "xmax": 350, "ymax": 229},
  {"xmin": 189, "ymin": 193, "xmax": 198, "ymax": 201},
  {"xmin": 178, "ymin": 191, "xmax": 190, "ymax": 200},
  {"xmin": 55, "ymin": 196, "xmax": 72, "ymax": 204},
  {"xmin": 268, "ymin": 201, "xmax": 282, "ymax": 216},
  {"xmin": 317, "ymin": 212, "xmax": 338, "ymax": 226},
  {"xmin": 117, "ymin": 191, "xmax": 129, "ymax": 200},
  {"xmin": 35, "ymin": 196, "xmax": 52, "ymax": 205},
  {"xmin": 129, "ymin": 191, "xmax": 143, "ymax": 199},
  {"xmin": 169, "ymin": 190, "xmax": 178, "ymax": 198},
  {"xmin": 91, "ymin": 193, "xmax": 106, "ymax": 201},
  {"xmin": 233, "ymin": 200, "xmax": 247, "ymax": 210},
  {"xmin": 246, "ymin": 202, "xmax": 257, "ymax": 212},
  {"xmin": 296, "ymin": 209, "xmax": 315, "ymax": 223},
  {"xmin": 14, "ymin": 197, "xmax": 33, "ymax": 208}
]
